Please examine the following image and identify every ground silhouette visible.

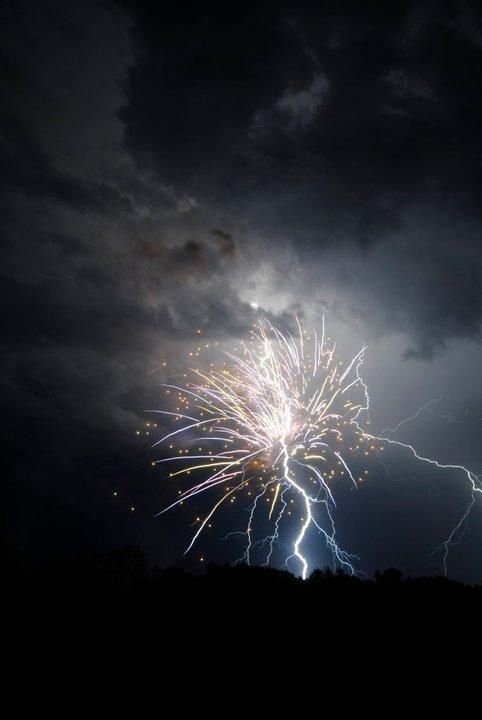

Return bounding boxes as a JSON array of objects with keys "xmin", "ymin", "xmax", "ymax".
[
  {"xmin": 5, "ymin": 541, "xmax": 481, "ymax": 617},
  {"xmin": 5, "ymin": 539, "xmax": 481, "ymax": 686}
]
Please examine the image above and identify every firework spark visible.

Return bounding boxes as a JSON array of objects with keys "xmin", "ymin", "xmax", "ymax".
[{"xmin": 152, "ymin": 318, "xmax": 482, "ymax": 577}]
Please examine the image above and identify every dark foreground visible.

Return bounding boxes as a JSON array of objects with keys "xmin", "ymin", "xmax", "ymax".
[
  {"xmin": 6, "ymin": 543, "xmax": 482, "ymax": 622},
  {"xmin": 5, "ymin": 543, "xmax": 482, "ymax": 697}
]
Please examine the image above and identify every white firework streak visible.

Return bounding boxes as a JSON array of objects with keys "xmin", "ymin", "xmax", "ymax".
[{"xmin": 153, "ymin": 317, "xmax": 481, "ymax": 578}]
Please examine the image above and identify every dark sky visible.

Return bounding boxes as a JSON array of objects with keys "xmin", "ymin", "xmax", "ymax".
[{"xmin": 2, "ymin": 0, "xmax": 482, "ymax": 581}]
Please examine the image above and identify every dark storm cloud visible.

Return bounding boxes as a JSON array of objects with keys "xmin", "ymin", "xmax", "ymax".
[
  {"xmin": 211, "ymin": 229, "xmax": 237, "ymax": 260},
  {"xmin": 119, "ymin": 0, "xmax": 482, "ymax": 356},
  {"xmin": 402, "ymin": 236, "xmax": 482, "ymax": 359},
  {"xmin": 0, "ymin": 112, "xmax": 132, "ymax": 213},
  {"xmin": 120, "ymin": 2, "xmax": 448, "ymax": 227},
  {"xmin": 0, "ymin": 0, "xmax": 173, "ymax": 563}
]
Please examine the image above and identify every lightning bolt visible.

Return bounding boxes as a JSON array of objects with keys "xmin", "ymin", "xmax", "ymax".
[{"xmin": 152, "ymin": 315, "xmax": 481, "ymax": 579}]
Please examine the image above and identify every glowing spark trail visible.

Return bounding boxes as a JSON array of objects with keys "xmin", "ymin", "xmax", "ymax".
[{"xmin": 153, "ymin": 318, "xmax": 482, "ymax": 577}]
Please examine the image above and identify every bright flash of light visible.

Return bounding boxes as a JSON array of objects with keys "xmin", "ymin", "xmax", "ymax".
[{"xmin": 151, "ymin": 318, "xmax": 482, "ymax": 578}]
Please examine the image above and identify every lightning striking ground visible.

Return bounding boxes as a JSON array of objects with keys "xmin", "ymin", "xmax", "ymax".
[{"xmin": 152, "ymin": 318, "xmax": 482, "ymax": 577}]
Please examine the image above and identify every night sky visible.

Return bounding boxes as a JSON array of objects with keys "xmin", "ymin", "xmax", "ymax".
[{"xmin": 3, "ymin": 0, "xmax": 482, "ymax": 582}]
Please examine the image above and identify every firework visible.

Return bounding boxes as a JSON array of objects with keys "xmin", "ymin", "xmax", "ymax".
[
  {"xmin": 153, "ymin": 318, "xmax": 381, "ymax": 577},
  {"xmin": 152, "ymin": 317, "xmax": 481, "ymax": 577}
]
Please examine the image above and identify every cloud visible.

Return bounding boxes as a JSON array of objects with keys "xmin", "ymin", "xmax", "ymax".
[
  {"xmin": 119, "ymin": 1, "xmax": 482, "ymax": 248},
  {"xmin": 211, "ymin": 229, "xmax": 237, "ymax": 259},
  {"xmin": 117, "ymin": 0, "xmax": 482, "ymax": 353},
  {"xmin": 277, "ymin": 73, "xmax": 329, "ymax": 128}
]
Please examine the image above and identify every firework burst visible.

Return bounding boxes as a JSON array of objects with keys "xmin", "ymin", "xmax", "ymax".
[
  {"xmin": 153, "ymin": 317, "xmax": 382, "ymax": 577},
  {"xmin": 152, "ymin": 317, "xmax": 482, "ymax": 577}
]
